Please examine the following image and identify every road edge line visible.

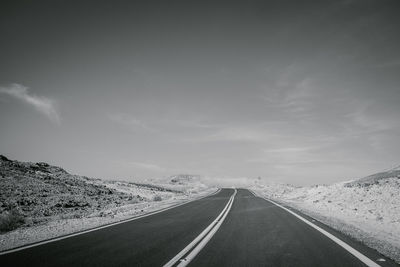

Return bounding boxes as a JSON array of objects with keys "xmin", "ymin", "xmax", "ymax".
[
  {"xmin": 250, "ymin": 190, "xmax": 381, "ymax": 267},
  {"xmin": 0, "ymin": 188, "xmax": 221, "ymax": 256}
]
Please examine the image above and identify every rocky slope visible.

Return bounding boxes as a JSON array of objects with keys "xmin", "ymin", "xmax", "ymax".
[{"xmin": 0, "ymin": 155, "xmax": 189, "ymax": 233}]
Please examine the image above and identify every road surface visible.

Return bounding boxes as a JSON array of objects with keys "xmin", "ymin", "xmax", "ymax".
[{"xmin": 0, "ymin": 188, "xmax": 397, "ymax": 267}]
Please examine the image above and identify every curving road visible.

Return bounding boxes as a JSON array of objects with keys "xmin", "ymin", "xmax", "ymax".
[
  {"xmin": 0, "ymin": 189, "xmax": 234, "ymax": 267},
  {"xmin": 190, "ymin": 189, "xmax": 398, "ymax": 267},
  {"xmin": 0, "ymin": 188, "xmax": 398, "ymax": 267}
]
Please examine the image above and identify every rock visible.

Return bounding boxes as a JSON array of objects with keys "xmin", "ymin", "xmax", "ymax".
[{"xmin": 0, "ymin": 155, "xmax": 11, "ymax": 162}]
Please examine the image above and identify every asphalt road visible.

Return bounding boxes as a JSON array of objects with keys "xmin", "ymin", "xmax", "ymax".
[
  {"xmin": 190, "ymin": 189, "xmax": 398, "ymax": 267},
  {"xmin": 1, "ymin": 188, "xmax": 398, "ymax": 267},
  {"xmin": 0, "ymin": 189, "xmax": 234, "ymax": 267}
]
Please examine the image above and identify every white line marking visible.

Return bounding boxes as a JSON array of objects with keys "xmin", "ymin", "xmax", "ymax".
[
  {"xmin": 177, "ymin": 190, "xmax": 237, "ymax": 267},
  {"xmin": 0, "ymin": 188, "xmax": 221, "ymax": 256},
  {"xmin": 250, "ymin": 190, "xmax": 381, "ymax": 267},
  {"xmin": 164, "ymin": 189, "xmax": 237, "ymax": 267}
]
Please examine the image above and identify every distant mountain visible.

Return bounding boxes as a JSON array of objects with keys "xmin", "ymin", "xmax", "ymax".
[
  {"xmin": 144, "ymin": 174, "xmax": 209, "ymax": 194},
  {"xmin": 169, "ymin": 174, "xmax": 201, "ymax": 185}
]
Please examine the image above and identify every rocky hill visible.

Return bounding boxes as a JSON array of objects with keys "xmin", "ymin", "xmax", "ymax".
[
  {"xmin": 345, "ymin": 167, "xmax": 400, "ymax": 187},
  {"xmin": 0, "ymin": 155, "xmax": 181, "ymax": 233}
]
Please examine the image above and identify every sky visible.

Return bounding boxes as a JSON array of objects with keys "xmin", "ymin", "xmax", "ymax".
[{"xmin": 1, "ymin": 0, "xmax": 400, "ymax": 185}]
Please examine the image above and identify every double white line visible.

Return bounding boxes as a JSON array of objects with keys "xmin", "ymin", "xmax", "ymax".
[{"xmin": 164, "ymin": 189, "xmax": 237, "ymax": 267}]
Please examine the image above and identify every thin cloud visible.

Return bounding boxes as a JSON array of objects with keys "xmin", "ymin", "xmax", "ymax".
[
  {"xmin": 246, "ymin": 144, "xmax": 326, "ymax": 166},
  {"xmin": 0, "ymin": 83, "xmax": 60, "ymax": 124},
  {"xmin": 130, "ymin": 161, "xmax": 165, "ymax": 172},
  {"xmin": 187, "ymin": 126, "xmax": 272, "ymax": 143},
  {"xmin": 371, "ymin": 59, "xmax": 400, "ymax": 69},
  {"xmin": 210, "ymin": 127, "xmax": 267, "ymax": 142},
  {"xmin": 108, "ymin": 113, "xmax": 152, "ymax": 132},
  {"xmin": 263, "ymin": 66, "xmax": 318, "ymax": 121},
  {"xmin": 346, "ymin": 104, "xmax": 393, "ymax": 133},
  {"xmin": 263, "ymin": 146, "xmax": 316, "ymax": 153},
  {"xmin": 163, "ymin": 119, "xmax": 222, "ymax": 129}
]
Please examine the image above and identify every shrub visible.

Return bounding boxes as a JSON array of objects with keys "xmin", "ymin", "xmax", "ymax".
[
  {"xmin": 0, "ymin": 209, "xmax": 25, "ymax": 233},
  {"xmin": 127, "ymin": 196, "xmax": 140, "ymax": 204},
  {"xmin": 153, "ymin": 195, "xmax": 162, "ymax": 201}
]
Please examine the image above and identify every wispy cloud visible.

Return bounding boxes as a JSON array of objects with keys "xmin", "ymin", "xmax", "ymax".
[
  {"xmin": 186, "ymin": 126, "xmax": 273, "ymax": 143},
  {"xmin": 208, "ymin": 127, "xmax": 268, "ymax": 142},
  {"xmin": 263, "ymin": 146, "xmax": 316, "ymax": 153},
  {"xmin": 0, "ymin": 83, "xmax": 60, "ymax": 124},
  {"xmin": 129, "ymin": 161, "xmax": 165, "ymax": 172},
  {"xmin": 345, "ymin": 103, "xmax": 393, "ymax": 133},
  {"xmin": 262, "ymin": 64, "xmax": 319, "ymax": 121},
  {"xmin": 163, "ymin": 119, "xmax": 222, "ymax": 129},
  {"xmin": 371, "ymin": 59, "xmax": 400, "ymax": 69},
  {"xmin": 108, "ymin": 113, "xmax": 152, "ymax": 131},
  {"xmin": 247, "ymin": 146, "xmax": 319, "ymax": 164},
  {"xmin": 342, "ymin": 102, "xmax": 400, "ymax": 151}
]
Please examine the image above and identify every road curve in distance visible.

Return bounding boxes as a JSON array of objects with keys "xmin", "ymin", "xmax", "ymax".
[{"xmin": 190, "ymin": 189, "xmax": 398, "ymax": 267}]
